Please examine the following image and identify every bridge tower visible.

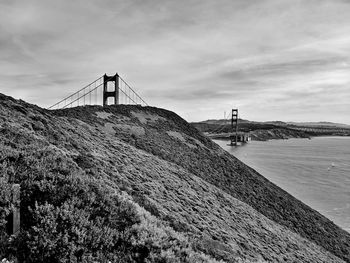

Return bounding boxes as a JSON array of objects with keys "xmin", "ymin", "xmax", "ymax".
[
  {"xmin": 230, "ymin": 109, "xmax": 238, "ymax": 146},
  {"xmin": 103, "ymin": 73, "xmax": 119, "ymax": 106}
]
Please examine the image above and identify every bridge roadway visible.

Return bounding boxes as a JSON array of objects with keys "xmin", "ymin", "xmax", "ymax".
[{"xmin": 206, "ymin": 132, "xmax": 251, "ymax": 142}]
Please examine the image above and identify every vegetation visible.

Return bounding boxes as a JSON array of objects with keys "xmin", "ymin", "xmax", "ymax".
[
  {"xmin": 0, "ymin": 144, "xmax": 220, "ymax": 263},
  {"xmin": 0, "ymin": 176, "xmax": 11, "ymax": 258},
  {"xmin": 0, "ymin": 93, "xmax": 349, "ymax": 262}
]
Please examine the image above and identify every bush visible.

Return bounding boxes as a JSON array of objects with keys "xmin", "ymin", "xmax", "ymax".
[
  {"xmin": 0, "ymin": 179, "xmax": 11, "ymax": 258},
  {"xmin": 0, "ymin": 146, "xmax": 220, "ymax": 262},
  {"xmin": 0, "ymin": 161, "xmax": 13, "ymax": 258}
]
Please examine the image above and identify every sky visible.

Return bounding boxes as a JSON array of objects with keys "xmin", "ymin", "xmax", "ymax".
[{"xmin": 1, "ymin": 0, "xmax": 350, "ymax": 123}]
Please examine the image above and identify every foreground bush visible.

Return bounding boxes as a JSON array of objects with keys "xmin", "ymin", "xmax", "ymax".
[
  {"xmin": 0, "ymin": 177, "xmax": 11, "ymax": 258},
  {"xmin": 0, "ymin": 144, "xmax": 219, "ymax": 263}
]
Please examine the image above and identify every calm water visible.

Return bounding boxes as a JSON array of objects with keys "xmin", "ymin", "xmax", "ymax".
[{"xmin": 214, "ymin": 137, "xmax": 350, "ymax": 233}]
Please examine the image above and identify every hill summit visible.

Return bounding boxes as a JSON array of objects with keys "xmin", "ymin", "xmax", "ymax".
[{"xmin": 0, "ymin": 93, "xmax": 349, "ymax": 263}]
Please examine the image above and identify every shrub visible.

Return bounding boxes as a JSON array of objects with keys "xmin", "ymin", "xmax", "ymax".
[
  {"xmin": 0, "ymin": 179, "xmax": 11, "ymax": 258},
  {"xmin": 0, "ymin": 161, "xmax": 13, "ymax": 258},
  {"xmin": 0, "ymin": 146, "xmax": 220, "ymax": 262}
]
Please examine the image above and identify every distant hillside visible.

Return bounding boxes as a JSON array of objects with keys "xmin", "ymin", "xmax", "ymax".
[
  {"xmin": 286, "ymin": 121, "xmax": 350, "ymax": 129},
  {"xmin": 1, "ymin": 93, "xmax": 349, "ymax": 262},
  {"xmin": 192, "ymin": 119, "xmax": 350, "ymax": 141}
]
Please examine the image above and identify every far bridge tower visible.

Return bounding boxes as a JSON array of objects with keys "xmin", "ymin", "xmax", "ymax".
[{"xmin": 230, "ymin": 109, "xmax": 239, "ymax": 146}]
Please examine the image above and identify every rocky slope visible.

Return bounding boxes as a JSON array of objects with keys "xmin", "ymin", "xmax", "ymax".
[{"xmin": 1, "ymin": 93, "xmax": 349, "ymax": 262}]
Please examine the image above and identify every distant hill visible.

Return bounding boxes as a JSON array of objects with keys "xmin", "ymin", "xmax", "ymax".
[
  {"xmin": 197, "ymin": 119, "xmax": 350, "ymax": 128},
  {"xmin": 286, "ymin": 121, "xmax": 350, "ymax": 128},
  {"xmin": 197, "ymin": 118, "xmax": 251, "ymax": 125},
  {"xmin": 192, "ymin": 119, "xmax": 350, "ymax": 140},
  {"xmin": 0, "ymin": 93, "xmax": 349, "ymax": 262}
]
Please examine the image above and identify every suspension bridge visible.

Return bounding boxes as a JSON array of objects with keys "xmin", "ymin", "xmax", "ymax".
[
  {"xmin": 48, "ymin": 73, "xmax": 249, "ymax": 146},
  {"xmin": 48, "ymin": 73, "xmax": 148, "ymax": 109},
  {"xmin": 206, "ymin": 109, "xmax": 250, "ymax": 146}
]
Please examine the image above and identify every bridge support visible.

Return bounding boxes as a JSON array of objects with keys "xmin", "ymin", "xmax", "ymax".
[
  {"xmin": 230, "ymin": 109, "xmax": 238, "ymax": 146},
  {"xmin": 103, "ymin": 73, "xmax": 119, "ymax": 106}
]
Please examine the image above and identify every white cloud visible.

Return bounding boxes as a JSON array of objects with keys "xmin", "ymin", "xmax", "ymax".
[{"xmin": 0, "ymin": 0, "xmax": 349, "ymax": 123}]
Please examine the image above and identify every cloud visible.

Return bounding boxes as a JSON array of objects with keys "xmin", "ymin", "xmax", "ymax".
[{"xmin": 0, "ymin": 0, "xmax": 349, "ymax": 123}]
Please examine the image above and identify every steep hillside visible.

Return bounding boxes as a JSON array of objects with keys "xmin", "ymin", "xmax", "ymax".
[{"xmin": 0, "ymin": 93, "xmax": 349, "ymax": 263}]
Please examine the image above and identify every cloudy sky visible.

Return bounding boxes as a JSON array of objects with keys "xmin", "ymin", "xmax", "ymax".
[{"xmin": 1, "ymin": 0, "xmax": 350, "ymax": 123}]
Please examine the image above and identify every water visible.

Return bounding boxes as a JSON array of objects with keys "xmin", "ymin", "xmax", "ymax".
[{"xmin": 214, "ymin": 137, "xmax": 350, "ymax": 233}]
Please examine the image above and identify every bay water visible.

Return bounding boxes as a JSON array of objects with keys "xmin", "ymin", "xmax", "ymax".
[{"xmin": 214, "ymin": 137, "xmax": 350, "ymax": 233}]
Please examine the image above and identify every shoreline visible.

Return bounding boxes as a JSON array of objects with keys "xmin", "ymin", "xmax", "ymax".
[{"xmin": 209, "ymin": 131, "xmax": 350, "ymax": 142}]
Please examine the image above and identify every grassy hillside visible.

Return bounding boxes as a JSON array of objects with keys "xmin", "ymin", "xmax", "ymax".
[{"xmin": 0, "ymin": 93, "xmax": 349, "ymax": 262}]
